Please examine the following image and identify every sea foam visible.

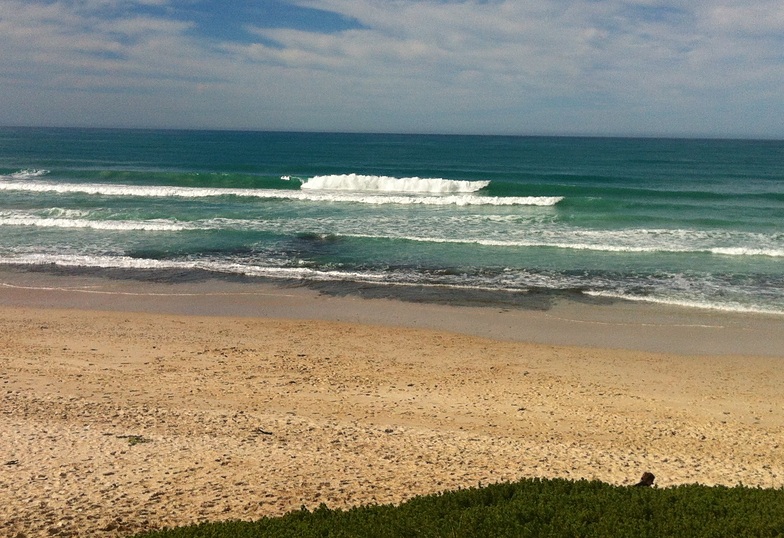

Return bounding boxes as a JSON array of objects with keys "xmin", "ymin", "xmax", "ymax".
[
  {"xmin": 0, "ymin": 178, "xmax": 561, "ymax": 207},
  {"xmin": 585, "ymin": 290, "xmax": 784, "ymax": 315},
  {"xmin": 300, "ymin": 174, "xmax": 489, "ymax": 193},
  {"xmin": 0, "ymin": 215, "xmax": 187, "ymax": 232},
  {"xmin": 7, "ymin": 169, "xmax": 50, "ymax": 179}
]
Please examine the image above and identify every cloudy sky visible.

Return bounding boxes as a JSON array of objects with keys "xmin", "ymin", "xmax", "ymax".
[{"xmin": 1, "ymin": 0, "xmax": 782, "ymax": 137}]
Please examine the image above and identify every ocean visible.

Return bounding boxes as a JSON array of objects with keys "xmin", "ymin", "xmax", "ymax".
[{"xmin": 1, "ymin": 127, "xmax": 782, "ymax": 315}]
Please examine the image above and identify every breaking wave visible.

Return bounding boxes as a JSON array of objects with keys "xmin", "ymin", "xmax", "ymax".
[
  {"xmin": 300, "ymin": 174, "xmax": 489, "ymax": 193},
  {"xmin": 0, "ymin": 173, "xmax": 562, "ymax": 207}
]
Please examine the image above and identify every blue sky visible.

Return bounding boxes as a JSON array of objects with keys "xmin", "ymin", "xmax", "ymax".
[{"xmin": 1, "ymin": 0, "xmax": 782, "ymax": 137}]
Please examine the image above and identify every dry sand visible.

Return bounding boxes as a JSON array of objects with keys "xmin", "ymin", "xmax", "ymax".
[{"xmin": 1, "ymin": 271, "xmax": 783, "ymax": 537}]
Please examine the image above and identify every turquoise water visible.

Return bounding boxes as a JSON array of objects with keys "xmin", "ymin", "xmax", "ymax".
[{"xmin": 1, "ymin": 127, "xmax": 783, "ymax": 314}]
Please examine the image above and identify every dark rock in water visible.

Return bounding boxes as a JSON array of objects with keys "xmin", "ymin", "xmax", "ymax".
[{"xmin": 634, "ymin": 472, "xmax": 655, "ymax": 487}]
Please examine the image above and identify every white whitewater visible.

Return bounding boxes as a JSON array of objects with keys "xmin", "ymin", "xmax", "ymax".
[
  {"xmin": 300, "ymin": 174, "xmax": 489, "ymax": 193},
  {"xmin": 0, "ymin": 174, "xmax": 562, "ymax": 207}
]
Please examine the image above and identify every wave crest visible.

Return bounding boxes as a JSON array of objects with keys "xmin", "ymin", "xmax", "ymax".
[
  {"xmin": 300, "ymin": 174, "xmax": 489, "ymax": 194},
  {"xmin": 0, "ymin": 215, "xmax": 187, "ymax": 232},
  {"xmin": 5, "ymin": 169, "xmax": 50, "ymax": 180},
  {"xmin": 0, "ymin": 179, "xmax": 560, "ymax": 206}
]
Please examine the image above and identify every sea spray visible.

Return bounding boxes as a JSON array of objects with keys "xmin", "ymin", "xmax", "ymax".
[{"xmin": 300, "ymin": 173, "xmax": 489, "ymax": 193}]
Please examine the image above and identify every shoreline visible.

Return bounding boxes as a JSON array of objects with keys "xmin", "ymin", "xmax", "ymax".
[
  {"xmin": 2, "ymin": 269, "xmax": 783, "ymax": 537},
  {"xmin": 1, "ymin": 267, "xmax": 783, "ymax": 356}
]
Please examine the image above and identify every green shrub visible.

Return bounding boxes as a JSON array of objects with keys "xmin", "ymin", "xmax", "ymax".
[{"xmin": 133, "ymin": 478, "xmax": 784, "ymax": 538}]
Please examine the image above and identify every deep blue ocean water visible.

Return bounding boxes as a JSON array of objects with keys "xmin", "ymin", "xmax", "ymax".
[{"xmin": 1, "ymin": 128, "xmax": 783, "ymax": 314}]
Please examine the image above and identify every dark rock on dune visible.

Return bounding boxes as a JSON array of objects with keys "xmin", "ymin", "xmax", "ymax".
[{"xmin": 634, "ymin": 472, "xmax": 655, "ymax": 487}]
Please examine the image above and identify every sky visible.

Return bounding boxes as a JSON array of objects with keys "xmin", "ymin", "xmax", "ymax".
[{"xmin": 1, "ymin": 0, "xmax": 782, "ymax": 137}]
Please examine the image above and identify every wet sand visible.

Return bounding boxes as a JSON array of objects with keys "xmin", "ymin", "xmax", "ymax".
[{"xmin": 2, "ymin": 270, "xmax": 783, "ymax": 537}]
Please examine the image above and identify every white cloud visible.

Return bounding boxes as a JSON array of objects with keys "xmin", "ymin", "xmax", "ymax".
[
  {"xmin": 0, "ymin": 0, "xmax": 781, "ymax": 136},
  {"xmin": 705, "ymin": 1, "xmax": 784, "ymax": 36}
]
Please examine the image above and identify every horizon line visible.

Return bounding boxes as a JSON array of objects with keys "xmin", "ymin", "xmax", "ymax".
[{"xmin": 1, "ymin": 124, "xmax": 783, "ymax": 142}]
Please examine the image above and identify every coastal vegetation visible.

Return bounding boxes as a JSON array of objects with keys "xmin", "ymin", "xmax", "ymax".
[{"xmin": 134, "ymin": 477, "xmax": 784, "ymax": 537}]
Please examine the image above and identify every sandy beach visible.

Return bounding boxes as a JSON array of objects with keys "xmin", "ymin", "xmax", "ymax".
[{"xmin": 2, "ymin": 270, "xmax": 783, "ymax": 537}]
